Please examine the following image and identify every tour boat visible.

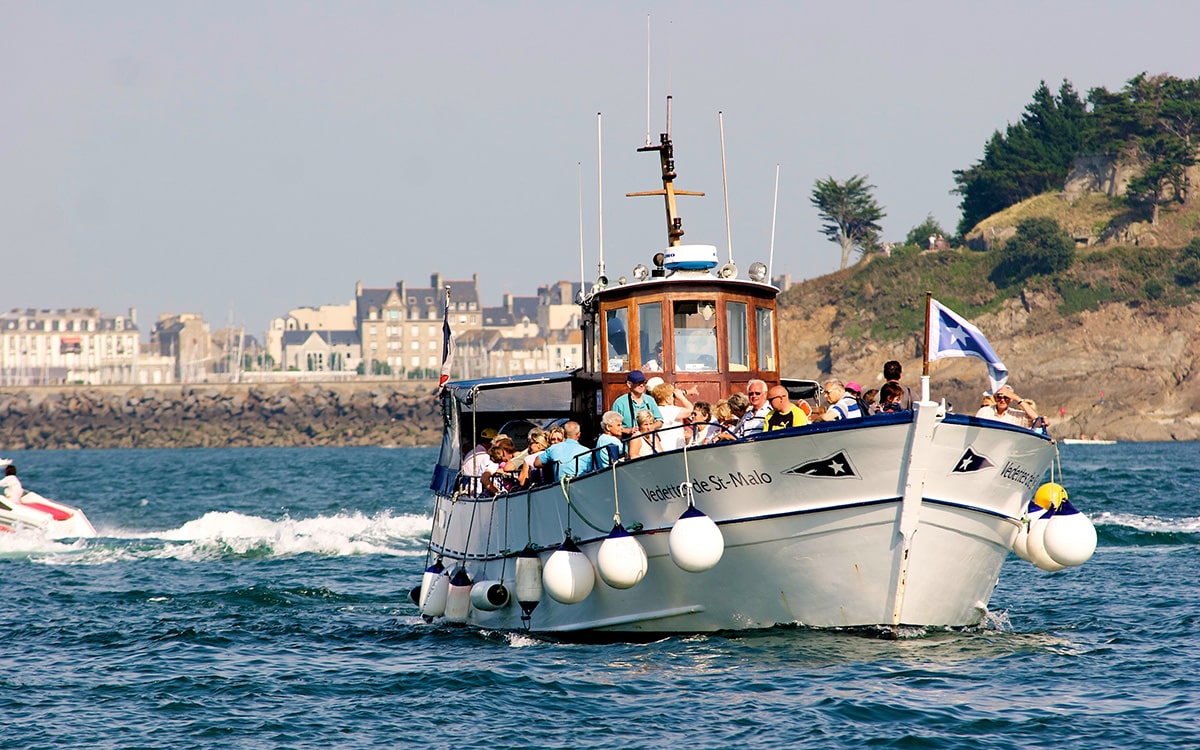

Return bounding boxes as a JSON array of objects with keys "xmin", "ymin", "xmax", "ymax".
[{"xmin": 417, "ymin": 108, "xmax": 1093, "ymax": 636}]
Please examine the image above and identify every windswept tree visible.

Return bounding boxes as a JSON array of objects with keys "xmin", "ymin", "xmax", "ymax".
[
  {"xmin": 810, "ymin": 174, "xmax": 886, "ymax": 269},
  {"xmin": 953, "ymin": 80, "xmax": 1089, "ymax": 235}
]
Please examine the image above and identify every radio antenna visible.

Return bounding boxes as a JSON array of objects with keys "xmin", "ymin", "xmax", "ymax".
[
  {"xmin": 597, "ymin": 112, "xmax": 606, "ymax": 283},
  {"xmin": 768, "ymin": 164, "xmax": 780, "ymax": 282},
  {"xmin": 719, "ymin": 111, "xmax": 733, "ymax": 264},
  {"xmin": 644, "ymin": 15, "xmax": 652, "ymax": 147},
  {"xmin": 577, "ymin": 162, "xmax": 585, "ymax": 295}
]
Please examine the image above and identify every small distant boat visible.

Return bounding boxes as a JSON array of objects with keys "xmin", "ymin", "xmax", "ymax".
[
  {"xmin": 1060, "ymin": 438, "xmax": 1117, "ymax": 446},
  {"xmin": 0, "ymin": 460, "xmax": 97, "ymax": 539}
]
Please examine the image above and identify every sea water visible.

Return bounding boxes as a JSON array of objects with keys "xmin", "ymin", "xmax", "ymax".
[{"xmin": 2, "ymin": 443, "xmax": 1197, "ymax": 749}]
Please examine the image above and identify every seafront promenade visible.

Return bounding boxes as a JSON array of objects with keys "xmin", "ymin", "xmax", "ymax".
[{"xmin": 0, "ymin": 382, "xmax": 442, "ymax": 450}]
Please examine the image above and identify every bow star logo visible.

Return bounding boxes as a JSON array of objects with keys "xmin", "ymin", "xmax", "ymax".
[
  {"xmin": 784, "ymin": 450, "xmax": 859, "ymax": 479},
  {"xmin": 952, "ymin": 447, "xmax": 994, "ymax": 473}
]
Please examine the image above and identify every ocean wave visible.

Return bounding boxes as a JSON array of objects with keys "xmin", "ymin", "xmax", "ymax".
[{"xmin": 15, "ymin": 510, "xmax": 434, "ymax": 565}]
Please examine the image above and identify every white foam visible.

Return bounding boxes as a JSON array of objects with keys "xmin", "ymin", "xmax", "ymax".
[
  {"xmin": 1091, "ymin": 511, "xmax": 1200, "ymax": 534},
  {"xmin": 24, "ymin": 510, "xmax": 434, "ymax": 565}
]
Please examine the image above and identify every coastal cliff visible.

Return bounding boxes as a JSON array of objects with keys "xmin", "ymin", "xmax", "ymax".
[
  {"xmin": 779, "ymin": 297, "xmax": 1200, "ymax": 442},
  {"xmin": 0, "ymin": 383, "xmax": 442, "ymax": 450}
]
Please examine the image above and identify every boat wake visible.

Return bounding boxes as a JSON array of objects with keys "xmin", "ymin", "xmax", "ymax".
[{"xmin": 0, "ymin": 510, "xmax": 434, "ymax": 563}]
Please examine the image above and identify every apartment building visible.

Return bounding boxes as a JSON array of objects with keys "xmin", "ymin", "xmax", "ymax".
[
  {"xmin": 0, "ymin": 307, "xmax": 145, "ymax": 385},
  {"xmin": 265, "ymin": 300, "xmax": 357, "ymax": 369},
  {"xmin": 356, "ymin": 273, "xmax": 481, "ymax": 377}
]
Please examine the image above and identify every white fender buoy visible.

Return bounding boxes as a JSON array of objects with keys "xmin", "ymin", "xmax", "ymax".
[
  {"xmin": 1026, "ymin": 505, "xmax": 1066, "ymax": 572},
  {"xmin": 444, "ymin": 567, "xmax": 474, "ymax": 622},
  {"xmin": 469, "ymin": 580, "xmax": 510, "ymax": 611},
  {"xmin": 597, "ymin": 523, "xmax": 648, "ymax": 589},
  {"xmin": 543, "ymin": 537, "xmax": 595, "ymax": 604},
  {"xmin": 515, "ymin": 546, "xmax": 543, "ymax": 618},
  {"xmin": 669, "ymin": 506, "xmax": 724, "ymax": 573},
  {"xmin": 1012, "ymin": 501, "xmax": 1045, "ymax": 562},
  {"xmin": 419, "ymin": 560, "xmax": 449, "ymax": 617},
  {"xmin": 1043, "ymin": 499, "xmax": 1097, "ymax": 567}
]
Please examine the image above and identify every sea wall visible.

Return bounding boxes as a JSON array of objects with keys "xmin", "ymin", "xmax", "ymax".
[{"xmin": 0, "ymin": 383, "xmax": 443, "ymax": 450}]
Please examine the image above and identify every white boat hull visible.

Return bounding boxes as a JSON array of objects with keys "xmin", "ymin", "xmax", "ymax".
[
  {"xmin": 0, "ymin": 491, "xmax": 97, "ymax": 539},
  {"xmin": 425, "ymin": 403, "xmax": 1053, "ymax": 634}
]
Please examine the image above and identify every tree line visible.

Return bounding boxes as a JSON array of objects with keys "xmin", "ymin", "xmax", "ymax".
[
  {"xmin": 809, "ymin": 73, "xmax": 1200, "ymax": 268},
  {"xmin": 955, "ymin": 73, "xmax": 1200, "ymax": 234}
]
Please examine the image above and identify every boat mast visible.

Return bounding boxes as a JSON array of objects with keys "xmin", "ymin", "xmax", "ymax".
[{"xmin": 628, "ymin": 96, "xmax": 704, "ymax": 248}]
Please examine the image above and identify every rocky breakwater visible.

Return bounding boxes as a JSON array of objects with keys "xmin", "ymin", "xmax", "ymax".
[{"xmin": 0, "ymin": 382, "xmax": 443, "ymax": 449}]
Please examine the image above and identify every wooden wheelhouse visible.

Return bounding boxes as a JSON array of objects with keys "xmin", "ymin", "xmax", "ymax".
[{"xmin": 578, "ymin": 97, "xmax": 781, "ymax": 411}]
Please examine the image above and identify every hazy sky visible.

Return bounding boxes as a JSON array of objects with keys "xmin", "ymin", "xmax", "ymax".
[{"xmin": 5, "ymin": 1, "xmax": 1198, "ymax": 339}]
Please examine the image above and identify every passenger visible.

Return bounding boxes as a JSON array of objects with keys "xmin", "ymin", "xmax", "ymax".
[
  {"xmin": 642, "ymin": 341, "xmax": 665, "ymax": 372},
  {"xmin": 535, "ymin": 421, "xmax": 592, "ymax": 480},
  {"xmin": 481, "ymin": 437, "xmax": 519, "ymax": 495},
  {"xmin": 628, "ymin": 409, "xmax": 662, "ymax": 459},
  {"xmin": 594, "ymin": 410, "xmax": 626, "ymax": 469},
  {"xmin": 764, "ymin": 385, "xmax": 810, "ymax": 431},
  {"xmin": 879, "ymin": 360, "xmax": 915, "ymax": 410},
  {"xmin": 861, "ymin": 389, "xmax": 879, "ymax": 415},
  {"xmin": 649, "ymin": 380, "xmax": 693, "ymax": 450},
  {"xmin": 548, "ymin": 425, "xmax": 565, "ymax": 445},
  {"xmin": 461, "ymin": 427, "xmax": 498, "ymax": 494},
  {"xmin": 816, "ymin": 379, "xmax": 864, "ymax": 421},
  {"xmin": 614, "ymin": 370, "xmax": 663, "ymax": 437},
  {"xmin": 686, "ymin": 401, "xmax": 721, "ymax": 445},
  {"xmin": 980, "ymin": 392, "xmax": 995, "ymax": 410},
  {"xmin": 878, "ymin": 382, "xmax": 907, "ymax": 413},
  {"xmin": 1, "ymin": 464, "xmax": 24, "ymax": 504},
  {"xmin": 1024, "ymin": 399, "xmax": 1049, "ymax": 434},
  {"xmin": 975, "ymin": 385, "xmax": 1038, "ymax": 428},
  {"xmin": 517, "ymin": 429, "xmax": 550, "ymax": 487},
  {"xmin": 712, "ymin": 394, "xmax": 748, "ymax": 442},
  {"xmin": 735, "ymin": 379, "xmax": 771, "ymax": 437}
]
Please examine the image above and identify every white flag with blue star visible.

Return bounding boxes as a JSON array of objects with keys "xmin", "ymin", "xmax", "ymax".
[{"xmin": 929, "ymin": 298, "xmax": 1008, "ymax": 393}]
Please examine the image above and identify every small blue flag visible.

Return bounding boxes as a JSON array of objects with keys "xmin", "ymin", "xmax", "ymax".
[{"xmin": 929, "ymin": 299, "xmax": 1008, "ymax": 393}]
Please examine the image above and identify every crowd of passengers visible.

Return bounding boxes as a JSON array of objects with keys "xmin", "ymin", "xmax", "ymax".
[{"xmin": 460, "ymin": 359, "xmax": 1043, "ymax": 495}]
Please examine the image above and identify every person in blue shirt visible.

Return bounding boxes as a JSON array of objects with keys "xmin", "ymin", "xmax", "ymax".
[
  {"xmin": 593, "ymin": 411, "xmax": 625, "ymax": 470},
  {"xmin": 613, "ymin": 370, "xmax": 663, "ymax": 436},
  {"xmin": 535, "ymin": 421, "xmax": 593, "ymax": 480}
]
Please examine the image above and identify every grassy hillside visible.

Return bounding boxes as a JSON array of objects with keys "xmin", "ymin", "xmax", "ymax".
[{"xmin": 782, "ymin": 194, "xmax": 1200, "ymax": 342}]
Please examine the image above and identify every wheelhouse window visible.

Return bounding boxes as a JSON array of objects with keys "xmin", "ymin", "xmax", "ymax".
[
  {"xmin": 726, "ymin": 301, "xmax": 748, "ymax": 372},
  {"xmin": 673, "ymin": 300, "xmax": 718, "ymax": 372},
  {"xmin": 756, "ymin": 306, "xmax": 776, "ymax": 370},
  {"xmin": 605, "ymin": 307, "xmax": 629, "ymax": 372},
  {"xmin": 638, "ymin": 302, "xmax": 664, "ymax": 372}
]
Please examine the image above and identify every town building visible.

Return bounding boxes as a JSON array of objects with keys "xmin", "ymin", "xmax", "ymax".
[
  {"xmin": 151, "ymin": 313, "xmax": 214, "ymax": 383},
  {"xmin": 0, "ymin": 307, "xmax": 148, "ymax": 385},
  {"xmin": 265, "ymin": 300, "xmax": 357, "ymax": 370},
  {"xmin": 356, "ymin": 273, "xmax": 482, "ymax": 378}
]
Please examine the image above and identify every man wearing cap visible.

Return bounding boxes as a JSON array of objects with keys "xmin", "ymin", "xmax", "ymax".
[
  {"xmin": 461, "ymin": 427, "xmax": 498, "ymax": 494},
  {"xmin": 614, "ymin": 370, "xmax": 663, "ymax": 437},
  {"xmin": 976, "ymin": 384, "xmax": 1038, "ymax": 428}
]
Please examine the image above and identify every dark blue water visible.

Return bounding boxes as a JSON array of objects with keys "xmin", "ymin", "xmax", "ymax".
[{"xmin": 2, "ymin": 443, "xmax": 1197, "ymax": 749}]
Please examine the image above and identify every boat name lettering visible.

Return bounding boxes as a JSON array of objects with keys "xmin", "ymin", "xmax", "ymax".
[
  {"xmin": 999, "ymin": 461, "xmax": 1039, "ymax": 490},
  {"xmin": 639, "ymin": 470, "xmax": 772, "ymax": 502}
]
